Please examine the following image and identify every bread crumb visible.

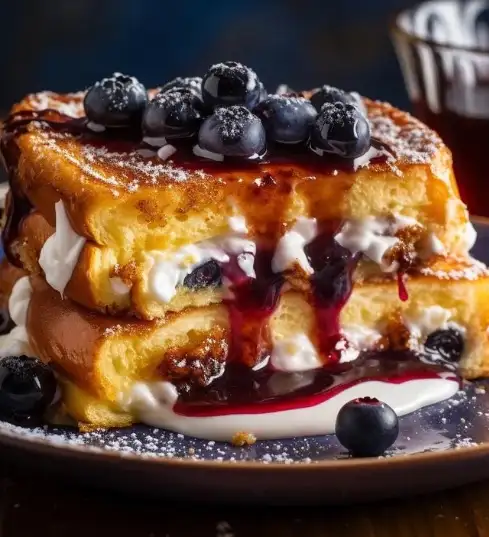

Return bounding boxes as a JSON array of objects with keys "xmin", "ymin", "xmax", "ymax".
[{"xmin": 232, "ymin": 431, "xmax": 257, "ymax": 446}]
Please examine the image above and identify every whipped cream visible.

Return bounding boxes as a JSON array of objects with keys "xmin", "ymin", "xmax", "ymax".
[
  {"xmin": 122, "ymin": 373, "xmax": 458, "ymax": 441},
  {"xmin": 271, "ymin": 334, "xmax": 322, "ymax": 372},
  {"xmin": 272, "ymin": 217, "xmax": 317, "ymax": 274},
  {"xmin": 341, "ymin": 325, "xmax": 382, "ymax": 351},
  {"xmin": 146, "ymin": 217, "xmax": 255, "ymax": 303},
  {"xmin": 334, "ymin": 215, "xmax": 419, "ymax": 271},
  {"xmin": 110, "ymin": 277, "xmax": 132, "ymax": 297},
  {"xmin": 0, "ymin": 277, "xmax": 36, "ymax": 359},
  {"xmin": 404, "ymin": 305, "xmax": 466, "ymax": 344},
  {"xmin": 39, "ymin": 201, "xmax": 86, "ymax": 296}
]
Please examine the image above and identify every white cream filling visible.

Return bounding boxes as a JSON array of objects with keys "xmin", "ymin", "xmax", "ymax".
[
  {"xmin": 271, "ymin": 334, "xmax": 323, "ymax": 372},
  {"xmin": 39, "ymin": 201, "xmax": 86, "ymax": 296},
  {"xmin": 404, "ymin": 306, "xmax": 466, "ymax": 346},
  {"xmin": 334, "ymin": 215, "xmax": 419, "ymax": 272},
  {"xmin": 146, "ymin": 217, "xmax": 256, "ymax": 304},
  {"xmin": 272, "ymin": 217, "xmax": 317, "ymax": 274},
  {"xmin": 341, "ymin": 325, "xmax": 382, "ymax": 351},
  {"xmin": 0, "ymin": 277, "xmax": 36, "ymax": 359},
  {"xmin": 122, "ymin": 373, "xmax": 458, "ymax": 441}
]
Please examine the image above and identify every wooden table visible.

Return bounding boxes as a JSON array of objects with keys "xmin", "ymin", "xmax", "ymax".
[{"xmin": 1, "ymin": 467, "xmax": 489, "ymax": 537}]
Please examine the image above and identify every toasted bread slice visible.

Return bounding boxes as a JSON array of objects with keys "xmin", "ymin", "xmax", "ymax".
[
  {"xmin": 12, "ymin": 257, "xmax": 487, "ymax": 428},
  {"xmin": 2, "ymin": 91, "xmax": 474, "ymax": 319}
]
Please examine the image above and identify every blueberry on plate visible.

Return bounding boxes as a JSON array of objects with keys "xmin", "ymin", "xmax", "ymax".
[
  {"xmin": 0, "ymin": 356, "xmax": 57, "ymax": 424},
  {"xmin": 183, "ymin": 260, "xmax": 222, "ymax": 289},
  {"xmin": 160, "ymin": 76, "xmax": 203, "ymax": 97},
  {"xmin": 198, "ymin": 105, "xmax": 266, "ymax": 159},
  {"xmin": 335, "ymin": 397, "xmax": 399, "ymax": 457},
  {"xmin": 424, "ymin": 328, "xmax": 465, "ymax": 363},
  {"xmin": 310, "ymin": 102, "xmax": 371, "ymax": 159},
  {"xmin": 310, "ymin": 84, "xmax": 356, "ymax": 111},
  {"xmin": 84, "ymin": 72, "xmax": 148, "ymax": 127},
  {"xmin": 202, "ymin": 61, "xmax": 261, "ymax": 110},
  {"xmin": 142, "ymin": 88, "xmax": 203, "ymax": 139},
  {"xmin": 254, "ymin": 95, "xmax": 317, "ymax": 144}
]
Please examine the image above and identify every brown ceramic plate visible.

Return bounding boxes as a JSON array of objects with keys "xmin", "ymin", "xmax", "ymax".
[{"xmin": 1, "ymin": 219, "xmax": 489, "ymax": 505}]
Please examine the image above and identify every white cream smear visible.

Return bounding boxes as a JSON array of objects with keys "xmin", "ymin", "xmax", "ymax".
[
  {"xmin": 39, "ymin": 200, "xmax": 86, "ymax": 296},
  {"xmin": 0, "ymin": 277, "xmax": 36, "ymax": 359},
  {"xmin": 123, "ymin": 374, "xmax": 459, "ymax": 441},
  {"xmin": 272, "ymin": 217, "xmax": 317, "ymax": 274},
  {"xmin": 146, "ymin": 215, "xmax": 256, "ymax": 303},
  {"xmin": 334, "ymin": 215, "xmax": 419, "ymax": 271}
]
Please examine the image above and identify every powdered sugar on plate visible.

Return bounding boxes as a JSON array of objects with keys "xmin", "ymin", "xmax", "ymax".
[{"xmin": 0, "ymin": 381, "xmax": 486, "ymax": 463}]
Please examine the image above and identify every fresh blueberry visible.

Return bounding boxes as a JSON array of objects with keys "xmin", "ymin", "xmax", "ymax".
[
  {"xmin": 198, "ymin": 106, "xmax": 266, "ymax": 158},
  {"xmin": 0, "ymin": 356, "xmax": 57, "ymax": 424},
  {"xmin": 142, "ymin": 88, "xmax": 203, "ymax": 139},
  {"xmin": 160, "ymin": 76, "xmax": 203, "ymax": 97},
  {"xmin": 310, "ymin": 84, "xmax": 356, "ymax": 111},
  {"xmin": 202, "ymin": 61, "xmax": 261, "ymax": 110},
  {"xmin": 84, "ymin": 73, "xmax": 148, "ymax": 127},
  {"xmin": 310, "ymin": 102, "xmax": 371, "ymax": 159},
  {"xmin": 183, "ymin": 260, "xmax": 222, "ymax": 289},
  {"xmin": 424, "ymin": 328, "xmax": 464, "ymax": 363},
  {"xmin": 254, "ymin": 95, "xmax": 317, "ymax": 144},
  {"xmin": 335, "ymin": 397, "xmax": 399, "ymax": 457}
]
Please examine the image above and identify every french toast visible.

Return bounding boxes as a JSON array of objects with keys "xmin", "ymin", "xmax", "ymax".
[
  {"xmin": 0, "ymin": 64, "xmax": 485, "ymax": 444},
  {"xmin": 2, "ymin": 90, "xmax": 475, "ymax": 319}
]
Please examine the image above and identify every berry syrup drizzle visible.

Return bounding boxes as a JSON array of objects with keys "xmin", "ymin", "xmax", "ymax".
[
  {"xmin": 173, "ymin": 351, "xmax": 455, "ymax": 417},
  {"xmin": 1, "ymin": 108, "xmax": 433, "ymax": 418}
]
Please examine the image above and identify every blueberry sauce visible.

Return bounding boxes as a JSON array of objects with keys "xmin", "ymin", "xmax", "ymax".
[{"xmin": 173, "ymin": 351, "xmax": 455, "ymax": 417}]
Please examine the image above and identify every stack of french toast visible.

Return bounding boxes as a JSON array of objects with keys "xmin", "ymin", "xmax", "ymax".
[{"xmin": 0, "ymin": 61, "xmax": 487, "ymax": 439}]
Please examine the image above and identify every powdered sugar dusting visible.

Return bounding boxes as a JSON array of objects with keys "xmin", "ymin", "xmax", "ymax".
[
  {"xmin": 368, "ymin": 100, "xmax": 441, "ymax": 168},
  {"xmin": 420, "ymin": 257, "xmax": 488, "ymax": 280},
  {"xmin": 26, "ymin": 91, "xmax": 86, "ymax": 117}
]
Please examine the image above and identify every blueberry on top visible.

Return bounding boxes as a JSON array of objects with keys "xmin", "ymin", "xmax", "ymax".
[
  {"xmin": 0, "ymin": 356, "xmax": 57, "ymax": 423},
  {"xmin": 160, "ymin": 76, "xmax": 203, "ymax": 97},
  {"xmin": 202, "ymin": 61, "xmax": 261, "ymax": 110},
  {"xmin": 424, "ymin": 328, "xmax": 464, "ymax": 363},
  {"xmin": 254, "ymin": 95, "xmax": 317, "ymax": 144},
  {"xmin": 142, "ymin": 88, "xmax": 203, "ymax": 139},
  {"xmin": 310, "ymin": 102, "xmax": 371, "ymax": 159},
  {"xmin": 198, "ymin": 106, "xmax": 266, "ymax": 158},
  {"xmin": 335, "ymin": 397, "xmax": 399, "ymax": 457},
  {"xmin": 310, "ymin": 84, "xmax": 356, "ymax": 111},
  {"xmin": 84, "ymin": 72, "xmax": 148, "ymax": 127}
]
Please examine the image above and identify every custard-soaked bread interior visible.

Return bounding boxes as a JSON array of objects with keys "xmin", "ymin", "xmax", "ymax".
[{"xmin": 3, "ymin": 90, "xmax": 475, "ymax": 320}]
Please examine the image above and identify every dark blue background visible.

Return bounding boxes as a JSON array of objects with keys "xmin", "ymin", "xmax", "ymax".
[{"xmin": 1, "ymin": 0, "xmax": 417, "ymax": 111}]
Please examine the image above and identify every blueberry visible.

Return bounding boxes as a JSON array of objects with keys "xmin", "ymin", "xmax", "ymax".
[
  {"xmin": 254, "ymin": 95, "xmax": 317, "ymax": 144},
  {"xmin": 183, "ymin": 260, "xmax": 222, "ymax": 289},
  {"xmin": 258, "ymin": 81, "xmax": 268, "ymax": 102},
  {"xmin": 310, "ymin": 84, "xmax": 356, "ymax": 110},
  {"xmin": 310, "ymin": 102, "xmax": 371, "ymax": 159},
  {"xmin": 335, "ymin": 397, "xmax": 399, "ymax": 457},
  {"xmin": 84, "ymin": 73, "xmax": 148, "ymax": 127},
  {"xmin": 202, "ymin": 61, "xmax": 261, "ymax": 110},
  {"xmin": 0, "ymin": 356, "xmax": 57, "ymax": 424},
  {"xmin": 198, "ymin": 106, "xmax": 266, "ymax": 158},
  {"xmin": 424, "ymin": 328, "xmax": 464, "ymax": 363},
  {"xmin": 142, "ymin": 88, "xmax": 203, "ymax": 139},
  {"xmin": 160, "ymin": 76, "xmax": 203, "ymax": 97}
]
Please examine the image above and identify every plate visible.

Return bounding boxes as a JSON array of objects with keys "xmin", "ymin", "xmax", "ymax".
[{"xmin": 1, "ymin": 219, "xmax": 489, "ymax": 505}]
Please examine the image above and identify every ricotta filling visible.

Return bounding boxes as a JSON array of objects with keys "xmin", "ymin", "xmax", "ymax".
[
  {"xmin": 0, "ymin": 277, "xmax": 35, "ymax": 359},
  {"xmin": 39, "ymin": 201, "xmax": 86, "ymax": 296},
  {"xmin": 146, "ymin": 216, "xmax": 256, "ymax": 304}
]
